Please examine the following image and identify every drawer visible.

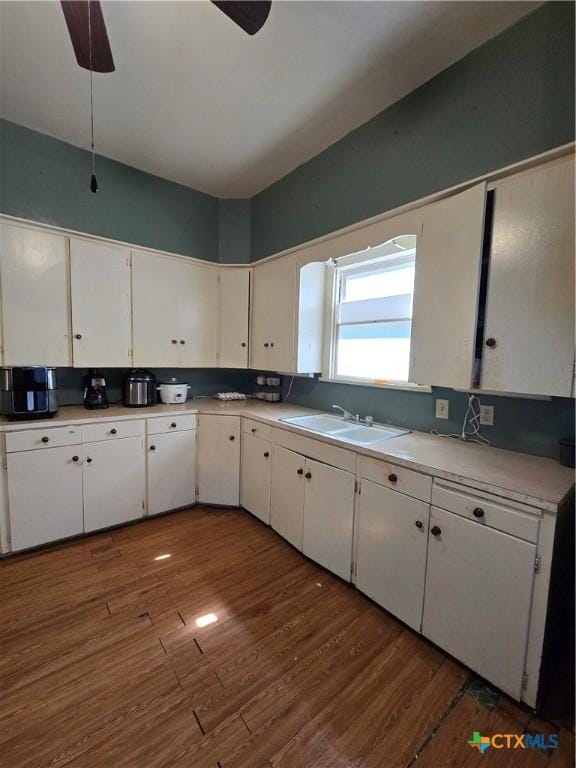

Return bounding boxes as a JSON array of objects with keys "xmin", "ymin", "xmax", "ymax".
[
  {"xmin": 147, "ymin": 414, "xmax": 197, "ymax": 435},
  {"xmin": 242, "ymin": 418, "xmax": 272, "ymax": 441},
  {"xmin": 82, "ymin": 420, "xmax": 144, "ymax": 444},
  {"xmin": 432, "ymin": 479, "xmax": 540, "ymax": 543},
  {"xmin": 6, "ymin": 425, "xmax": 81, "ymax": 453},
  {"xmin": 272, "ymin": 427, "xmax": 356, "ymax": 474},
  {"xmin": 358, "ymin": 456, "xmax": 432, "ymax": 502}
]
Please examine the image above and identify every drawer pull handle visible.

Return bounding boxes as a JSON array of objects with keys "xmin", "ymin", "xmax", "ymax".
[
  {"xmin": 229, "ymin": 435, "xmax": 235, "ymax": 441},
  {"xmin": 41, "ymin": 436, "xmax": 50, "ymax": 443},
  {"xmin": 110, "ymin": 428, "xmax": 117, "ymax": 435},
  {"xmin": 388, "ymin": 473, "xmax": 398, "ymax": 483},
  {"xmin": 305, "ymin": 471, "xmax": 312, "ymax": 480},
  {"xmin": 431, "ymin": 526, "xmax": 441, "ymax": 537},
  {"xmin": 297, "ymin": 468, "xmax": 304, "ymax": 475},
  {"xmin": 170, "ymin": 422, "xmax": 177, "ymax": 428},
  {"xmin": 171, "ymin": 339, "xmax": 178, "ymax": 344},
  {"xmin": 180, "ymin": 340, "xmax": 186, "ymax": 345},
  {"xmin": 72, "ymin": 455, "xmax": 79, "ymax": 462},
  {"xmin": 473, "ymin": 507, "xmax": 485, "ymax": 518},
  {"xmin": 86, "ymin": 457, "xmax": 93, "ymax": 464},
  {"xmin": 415, "ymin": 520, "xmax": 423, "ymax": 529},
  {"xmin": 264, "ymin": 451, "xmax": 270, "ymax": 458},
  {"xmin": 149, "ymin": 445, "xmax": 156, "ymax": 451}
]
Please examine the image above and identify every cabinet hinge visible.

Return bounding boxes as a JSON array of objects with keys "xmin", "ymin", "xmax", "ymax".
[
  {"xmin": 1, "ymin": 455, "xmax": 6, "ymax": 471},
  {"xmin": 534, "ymin": 554, "xmax": 541, "ymax": 573},
  {"xmin": 521, "ymin": 673, "xmax": 528, "ymax": 691},
  {"xmin": 350, "ymin": 560, "xmax": 357, "ymax": 581},
  {"xmin": 354, "ymin": 480, "xmax": 361, "ymax": 495},
  {"xmin": 142, "ymin": 500, "xmax": 145, "ymax": 510}
]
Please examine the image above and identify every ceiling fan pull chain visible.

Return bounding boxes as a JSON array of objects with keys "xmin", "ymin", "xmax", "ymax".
[{"xmin": 87, "ymin": 0, "xmax": 98, "ymax": 193}]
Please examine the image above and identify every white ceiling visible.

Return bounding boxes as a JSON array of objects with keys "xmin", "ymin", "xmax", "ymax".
[{"xmin": 0, "ymin": 1, "xmax": 539, "ymax": 198}]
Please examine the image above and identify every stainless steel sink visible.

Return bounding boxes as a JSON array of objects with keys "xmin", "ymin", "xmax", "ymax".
[{"xmin": 280, "ymin": 414, "xmax": 409, "ymax": 444}]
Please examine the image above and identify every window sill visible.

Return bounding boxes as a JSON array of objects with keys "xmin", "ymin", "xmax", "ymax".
[{"xmin": 318, "ymin": 376, "xmax": 432, "ymax": 393}]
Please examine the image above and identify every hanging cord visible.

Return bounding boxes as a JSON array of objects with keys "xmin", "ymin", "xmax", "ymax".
[
  {"xmin": 88, "ymin": 0, "xmax": 98, "ymax": 193},
  {"xmin": 284, "ymin": 375, "xmax": 295, "ymax": 401},
  {"xmin": 431, "ymin": 393, "xmax": 491, "ymax": 447}
]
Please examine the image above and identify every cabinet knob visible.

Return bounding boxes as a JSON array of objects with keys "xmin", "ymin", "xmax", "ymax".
[
  {"xmin": 305, "ymin": 471, "xmax": 312, "ymax": 480},
  {"xmin": 75, "ymin": 333, "xmax": 82, "ymax": 340},
  {"xmin": 264, "ymin": 451, "xmax": 270, "ymax": 458},
  {"xmin": 72, "ymin": 455, "xmax": 79, "ymax": 462},
  {"xmin": 149, "ymin": 445, "xmax": 156, "ymax": 451},
  {"xmin": 485, "ymin": 337, "xmax": 497, "ymax": 348},
  {"xmin": 297, "ymin": 468, "xmax": 304, "ymax": 475},
  {"xmin": 264, "ymin": 343, "xmax": 269, "ymax": 348},
  {"xmin": 180, "ymin": 340, "xmax": 185, "ymax": 345},
  {"xmin": 241, "ymin": 342, "xmax": 247, "ymax": 348},
  {"xmin": 229, "ymin": 435, "xmax": 235, "ymax": 441},
  {"xmin": 431, "ymin": 525, "xmax": 441, "ymax": 537},
  {"xmin": 170, "ymin": 422, "xmax": 177, "ymax": 428},
  {"xmin": 110, "ymin": 428, "xmax": 117, "ymax": 435},
  {"xmin": 171, "ymin": 339, "xmax": 178, "ymax": 344},
  {"xmin": 86, "ymin": 457, "xmax": 93, "ymax": 464},
  {"xmin": 473, "ymin": 507, "xmax": 485, "ymax": 519},
  {"xmin": 415, "ymin": 520, "xmax": 423, "ymax": 529},
  {"xmin": 270, "ymin": 342, "xmax": 274, "ymax": 348},
  {"xmin": 388, "ymin": 473, "xmax": 398, "ymax": 483},
  {"xmin": 251, "ymin": 427, "xmax": 256, "ymax": 433},
  {"xmin": 41, "ymin": 436, "xmax": 50, "ymax": 443}
]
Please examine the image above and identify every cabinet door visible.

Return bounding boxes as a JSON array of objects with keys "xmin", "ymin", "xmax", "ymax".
[
  {"xmin": 422, "ymin": 507, "xmax": 536, "ymax": 700},
  {"xmin": 302, "ymin": 458, "xmax": 355, "ymax": 581},
  {"xmin": 409, "ymin": 184, "xmax": 486, "ymax": 389},
  {"xmin": 83, "ymin": 437, "xmax": 145, "ymax": 532},
  {"xmin": 240, "ymin": 433, "xmax": 271, "ymax": 524},
  {"xmin": 70, "ymin": 238, "xmax": 132, "ymax": 367},
  {"xmin": 7, "ymin": 446, "xmax": 83, "ymax": 551},
  {"xmin": 177, "ymin": 261, "xmax": 218, "ymax": 367},
  {"xmin": 481, "ymin": 157, "xmax": 575, "ymax": 396},
  {"xmin": 251, "ymin": 258, "xmax": 296, "ymax": 372},
  {"xmin": 0, "ymin": 224, "xmax": 71, "ymax": 366},
  {"xmin": 219, "ymin": 269, "xmax": 250, "ymax": 368},
  {"xmin": 197, "ymin": 415, "xmax": 240, "ymax": 506},
  {"xmin": 355, "ymin": 481, "xmax": 429, "ymax": 632},
  {"xmin": 132, "ymin": 250, "xmax": 180, "ymax": 367},
  {"xmin": 270, "ymin": 445, "xmax": 305, "ymax": 550},
  {"xmin": 147, "ymin": 430, "xmax": 196, "ymax": 516}
]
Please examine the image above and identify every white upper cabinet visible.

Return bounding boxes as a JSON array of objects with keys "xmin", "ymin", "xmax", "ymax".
[
  {"xmin": 409, "ymin": 184, "xmax": 486, "ymax": 389},
  {"xmin": 132, "ymin": 250, "xmax": 180, "ymax": 367},
  {"xmin": 178, "ymin": 262, "xmax": 219, "ymax": 367},
  {"xmin": 481, "ymin": 157, "xmax": 575, "ymax": 397},
  {"xmin": 70, "ymin": 238, "xmax": 132, "ymax": 368},
  {"xmin": 219, "ymin": 268, "xmax": 250, "ymax": 368},
  {"xmin": 250, "ymin": 256, "xmax": 325, "ymax": 373},
  {"xmin": 132, "ymin": 250, "xmax": 219, "ymax": 368},
  {"xmin": 0, "ymin": 223, "xmax": 71, "ymax": 366}
]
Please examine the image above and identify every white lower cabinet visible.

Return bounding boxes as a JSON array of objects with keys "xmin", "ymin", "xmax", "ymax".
[
  {"xmin": 355, "ymin": 480, "xmax": 430, "ymax": 632},
  {"xmin": 270, "ymin": 445, "xmax": 306, "ymax": 550},
  {"xmin": 197, "ymin": 415, "xmax": 241, "ymax": 506},
  {"xmin": 83, "ymin": 437, "xmax": 146, "ymax": 532},
  {"xmin": 147, "ymin": 430, "xmax": 197, "ymax": 516},
  {"xmin": 302, "ymin": 458, "xmax": 356, "ymax": 581},
  {"xmin": 241, "ymin": 433, "xmax": 271, "ymax": 524},
  {"xmin": 422, "ymin": 506, "xmax": 536, "ymax": 700},
  {"xmin": 7, "ymin": 445, "xmax": 84, "ymax": 551}
]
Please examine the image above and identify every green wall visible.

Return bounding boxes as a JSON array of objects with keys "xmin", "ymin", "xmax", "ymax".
[
  {"xmin": 218, "ymin": 199, "xmax": 251, "ymax": 264},
  {"xmin": 251, "ymin": 2, "xmax": 575, "ymax": 260},
  {"xmin": 0, "ymin": 119, "xmax": 220, "ymax": 261}
]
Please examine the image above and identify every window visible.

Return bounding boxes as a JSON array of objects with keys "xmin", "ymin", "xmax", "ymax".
[{"xmin": 329, "ymin": 236, "xmax": 417, "ymax": 384}]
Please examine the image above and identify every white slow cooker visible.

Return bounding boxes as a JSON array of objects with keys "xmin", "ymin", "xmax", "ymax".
[{"xmin": 157, "ymin": 378, "xmax": 190, "ymax": 404}]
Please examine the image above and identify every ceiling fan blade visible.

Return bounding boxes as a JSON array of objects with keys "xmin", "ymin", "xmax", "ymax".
[
  {"xmin": 61, "ymin": 1, "xmax": 115, "ymax": 73},
  {"xmin": 211, "ymin": 1, "xmax": 271, "ymax": 35}
]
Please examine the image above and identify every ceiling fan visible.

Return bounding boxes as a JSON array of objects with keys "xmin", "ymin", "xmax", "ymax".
[{"xmin": 60, "ymin": 0, "xmax": 271, "ymax": 191}]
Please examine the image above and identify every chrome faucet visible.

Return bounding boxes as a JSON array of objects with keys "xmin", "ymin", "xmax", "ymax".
[{"xmin": 332, "ymin": 404, "xmax": 375, "ymax": 426}]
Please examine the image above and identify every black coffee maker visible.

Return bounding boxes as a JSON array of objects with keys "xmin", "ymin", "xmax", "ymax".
[{"xmin": 83, "ymin": 369, "xmax": 109, "ymax": 409}]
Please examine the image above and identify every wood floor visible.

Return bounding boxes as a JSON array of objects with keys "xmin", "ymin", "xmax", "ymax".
[{"xmin": 0, "ymin": 507, "xmax": 573, "ymax": 768}]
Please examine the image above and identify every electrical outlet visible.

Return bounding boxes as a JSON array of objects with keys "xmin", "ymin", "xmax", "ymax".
[
  {"xmin": 480, "ymin": 405, "xmax": 494, "ymax": 426},
  {"xmin": 435, "ymin": 399, "xmax": 449, "ymax": 419}
]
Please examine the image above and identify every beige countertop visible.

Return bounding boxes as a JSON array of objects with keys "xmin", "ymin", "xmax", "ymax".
[{"xmin": 0, "ymin": 399, "xmax": 573, "ymax": 511}]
